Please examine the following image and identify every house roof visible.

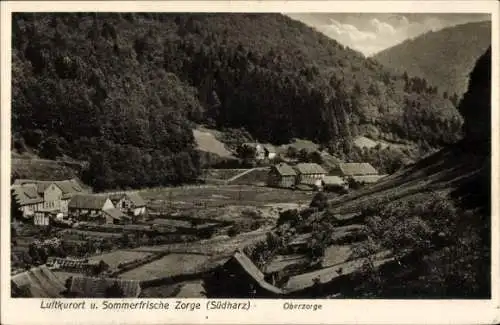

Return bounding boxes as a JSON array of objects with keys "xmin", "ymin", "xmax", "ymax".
[
  {"xmin": 103, "ymin": 208, "xmax": 128, "ymax": 220},
  {"xmin": 293, "ymin": 163, "xmax": 326, "ymax": 175},
  {"xmin": 69, "ymin": 276, "xmax": 141, "ymax": 298},
  {"xmin": 11, "ymin": 184, "xmax": 44, "ymax": 206},
  {"xmin": 55, "ymin": 179, "xmax": 84, "ymax": 197},
  {"xmin": 13, "ymin": 178, "xmax": 84, "ymax": 194},
  {"xmin": 69, "ymin": 194, "xmax": 111, "ymax": 210},
  {"xmin": 109, "ymin": 192, "xmax": 146, "ymax": 207},
  {"xmin": 11, "ymin": 265, "xmax": 66, "ymax": 298},
  {"xmin": 351, "ymin": 174, "xmax": 388, "ymax": 184},
  {"xmin": 322, "ymin": 176, "xmax": 345, "ymax": 186},
  {"xmin": 12, "ymin": 179, "xmax": 84, "ymax": 204},
  {"xmin": 230, "ymin": 251, "xmax": 283, "ymax": 295},
  {"xmin": 271, "ymin": 163, "xmax": 297, "ymax": 176},
  {"xmin": 338, "ymin": 163, "xmax": 378, "ymax": 176}
]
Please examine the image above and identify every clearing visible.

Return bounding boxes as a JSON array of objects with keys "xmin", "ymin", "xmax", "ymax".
[{"xmin": 193, "ymin": 128, "xmax": 234, "ymax": 158}]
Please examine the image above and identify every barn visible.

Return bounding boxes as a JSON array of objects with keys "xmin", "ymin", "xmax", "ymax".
[
  {"xmin": 293, "ymin": 163, "xmax": 327, "ymax": 187},
  {"xmin": 267, "ymin": 163, "xmax": 297, "ymax": 188},
  {"xmin": 332, "ymin": 163, "xmax": 379, "ymax": 177},
  {"xmin": 68, "ymin": 194, "xmax": 115, "ymax": 223}
]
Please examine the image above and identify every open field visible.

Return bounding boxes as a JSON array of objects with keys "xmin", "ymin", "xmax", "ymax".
[
  {"xmin": 119, "ymin": 253, "xmax": 212, "ymax": 280},
  {"xmin": 193, "ymin": 128, "xmax": 234, "ymax": 158},
  {"xmin": 202, "ymin": 169, "xmax": 248, "ymax": 181},
  {"xmin": 88, "ymin": 250, "xmax": 152, "ymax": 269},
  {"xmin": 143, "ymin": 185, "xmax": 317, "ymax": 210},
  {"xmin": 322, "ymin": 245, "xmax": 354, "ymax": 267},
  {"xmin": 12, "ymin": 158, "xmax": 80, "ymax": 180}
]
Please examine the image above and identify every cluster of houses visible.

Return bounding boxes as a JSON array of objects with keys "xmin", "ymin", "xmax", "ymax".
[
  {"xmin": 239, "ymin": 142, "xmax": 277, "ymax": 160},
  {"xmin": 267, "ymin": 162, "xmax": 387, "ymax": 191},
  {"xmin": 11, "ymin": 178, "xmax": 147, "ymax": 226}
]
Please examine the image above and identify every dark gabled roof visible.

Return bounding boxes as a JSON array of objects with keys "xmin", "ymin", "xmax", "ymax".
[
  {"xmin": 271, "ymin": 163, "xmax": 297, "ymax": 176},
  {"xmin": 338, "ymin": 163, "xmax": 378, "ymax": 176},
  {"xmin": 11, "ymin": 265, "xmax": 66, "ymax": 298},
  {"xmin": 293, "ymin": 163, "xmax": 326, "ymax": 175},
  {"xmin": 230, "ymin": 251, "xmax": 283, "ymax": 295},
  {"xmin": 103, "ymin": 208, "xmax": 128, "ymax": 220},
  {"xmin": 69, "ymin": 276, "xmax": 141, "ymax": 298},
  {"xmin": 69, "ymin": 194, "xmax": 111, "ymax": 210}
]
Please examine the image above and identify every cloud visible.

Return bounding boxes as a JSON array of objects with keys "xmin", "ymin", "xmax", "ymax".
[
  {"xmin": 370, "ymin": 18, "xmax": 396, "ymax": 35},
  {"xmin": 323, "ymin": 19, "xmax": 376, "ymax": 42}
]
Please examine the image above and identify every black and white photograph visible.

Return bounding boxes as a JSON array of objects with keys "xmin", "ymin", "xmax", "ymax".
[{"xmin": 4, "ymin": 2, "xmax": 495, "ymax": 305}]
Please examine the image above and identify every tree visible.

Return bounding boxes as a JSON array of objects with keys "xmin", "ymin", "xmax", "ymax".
[
  {"xmin": 39, "ymin": 136, "xmax": 63, "ymax": 159},
  {"xmin": 310, "ymin": 192, "xmax": 328, "ymax": 211}
]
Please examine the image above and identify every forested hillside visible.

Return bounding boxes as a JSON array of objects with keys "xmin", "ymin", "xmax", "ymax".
[
  {"xmin": 12, "ymin": 13, "xmax": 463, "ymax": 189},
  {"xmin": 373, "ymin": 21, "xmax": 491, "ymax": 98}
]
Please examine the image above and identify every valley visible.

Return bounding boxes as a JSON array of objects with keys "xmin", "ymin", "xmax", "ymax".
[{"xmin": 9, "ymin": 12, "xmax": 492, "ymax": 300}]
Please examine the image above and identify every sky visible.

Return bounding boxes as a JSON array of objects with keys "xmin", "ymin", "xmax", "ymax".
[{"xmin": 286, "ymin": 13, "xmax": 491, "ymax": 56}]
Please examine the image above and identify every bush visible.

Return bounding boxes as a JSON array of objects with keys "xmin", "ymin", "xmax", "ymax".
[
  {"xmin": 277, "ymin": 209, "xmax": 301, "ymax": 227},
  {"xmin": 310, "ymin": 192, "xmax": 328, "ymax": 210}
]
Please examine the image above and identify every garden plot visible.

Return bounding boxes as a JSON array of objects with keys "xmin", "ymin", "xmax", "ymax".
[{"xmin": 321, "ymin": 245, "xmax": 354, "ymax": 267}]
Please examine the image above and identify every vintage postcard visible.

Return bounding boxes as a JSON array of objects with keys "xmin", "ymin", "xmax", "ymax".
[{"xmin": 1, "ymin": 1, "xmax": 499, "ymax": 324}]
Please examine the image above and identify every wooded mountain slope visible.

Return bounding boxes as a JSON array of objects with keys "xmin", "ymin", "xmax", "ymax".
[
  {"xmin": 373, "ymin": 21, "xmax": 491, "ymax": 98},
  {"xmin": 12, "ymin": 13, "xmax": 463, "ymax": 189}
]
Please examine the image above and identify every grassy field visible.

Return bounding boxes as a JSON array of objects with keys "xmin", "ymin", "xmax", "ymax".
[
  {"xmin": 88, "ymin": 250, "xmax": 152, "ymax": 269},
  {"xmin": 119, "ymin": 253, "xmax": 212, "ymax": 280},
  {"xmin": 143, "ymin": 185, "xmax": 317, "ymax": 210},
  {"xmin": 322, "ymin": 245, "xmax": 354, "ymax": 267},
  {"xmin": 202, "ymin": 169, "xmax": 248, "ymax": 180},
  {"xmin": 193, "ymin": 128, "xmax": 234, "ymax": 157},
  {"xmin": 11, "ymin": 158, "xmax": 79, "ymax": 180}
]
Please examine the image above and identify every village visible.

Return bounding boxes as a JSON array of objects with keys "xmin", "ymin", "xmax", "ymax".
[{"xmin": 10, "ymin": 139, "xmax": 392, "ymax": 298}]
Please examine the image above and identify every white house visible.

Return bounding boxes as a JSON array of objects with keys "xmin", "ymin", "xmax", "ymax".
[{"xmin": 109, "ymin": 192, "xmax": 147, "ymax": 218}]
